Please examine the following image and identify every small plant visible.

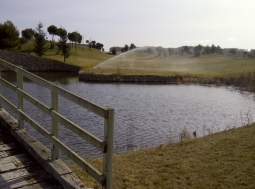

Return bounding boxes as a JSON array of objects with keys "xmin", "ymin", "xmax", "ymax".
[
  {"xmin": 179, "ymin": 127, "xmax": 192, "ymax": 141},
  {"xmin": 126, "ymin": 123, "xmax": 134, "ymax": 150}
]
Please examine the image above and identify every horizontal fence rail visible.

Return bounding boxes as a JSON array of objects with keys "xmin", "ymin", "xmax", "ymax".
[{"xmin": 0, "ymin": 59, "xmax": 114, "ymax": 189}]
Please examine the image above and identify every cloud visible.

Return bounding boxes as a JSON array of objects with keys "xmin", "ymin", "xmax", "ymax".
[{"xmin": 228, "ymin": 37, "xmax": 236, "ymax": 41}]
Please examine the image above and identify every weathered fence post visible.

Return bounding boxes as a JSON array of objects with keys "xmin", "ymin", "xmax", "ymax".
[
  {"xmin": 17, "ymin": 66, "xmax": 24, "ymax": 129},
  {"xmin": 103, "ymin": 108, "xmax": 114, "ymax": 189},
  {"xmin": 51, "ymin": 82, "xmax": 59, "ymax": 160}
]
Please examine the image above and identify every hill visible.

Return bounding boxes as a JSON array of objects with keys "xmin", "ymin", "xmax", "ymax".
[
  {"xmin": 14, "ymin": 39, "xmax": 114, "ymax": 69},
  {"xmin": 92, "ymin": 52, "xmax": 255, "ymax": 78}
]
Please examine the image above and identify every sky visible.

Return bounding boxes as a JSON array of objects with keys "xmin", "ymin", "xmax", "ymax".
[{"xmin": 1, "ymin": 0, "xmax": 254, "ymax": 52}]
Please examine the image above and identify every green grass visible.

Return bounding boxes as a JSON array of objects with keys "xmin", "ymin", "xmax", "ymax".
[
  {"xmin": 67, "ymin": 124, "xmax": 255, "ymax": 189},
  {"xmin": 14, "ymin": 39, "xmax": 114, "ymax": 69},
  {"xmin": 92, "ymin": 53, "xmax": 255, "ymax": 78}
]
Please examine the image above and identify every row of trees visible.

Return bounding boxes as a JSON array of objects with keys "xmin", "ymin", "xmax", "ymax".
[
  {"xmin": 145, "ymin": 47, "xmax": 174, "ymax": 57},
  {"xmin": 34, "ymin": 23, "xmax": 71, "ymax": 62},
  {"xmin": 143, "ymin": 44, "xmax": 223, "ymax": 58},
  {"xmin": 193, "ymin": 44, "xmax": 223, "ymax": 57},
  {"xmin": 229, "ymin": 48, "xmax": 251, "ymax": 58},
  {"xmin": 111, "ymin": 43, "xmax": 136, "ymax": 55},
  {"xmin": 21, "ymin": 23, "xmax": 70, "ymax": 61},
  {"xmin": 0, "ymin": 20, "xmax": 78, "ymax": 62},
  {"xmin": 0, "ymin": 20, "xmax": 105, "ymax": 61},
  {"xmin": 85, "ymin": 40, "xmax": 104, "ymax": 51},
  {"xmin": 121, "ymin": 43, "xmax": 136, "ymax": 53},
  {"xmin": 47, "ymin": 24, "xmax": 83, "ymax": 56}
]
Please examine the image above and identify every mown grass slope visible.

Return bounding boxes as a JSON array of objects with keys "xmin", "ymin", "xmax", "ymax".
[
  {"xmin": 92, "ymin": 53, "xmax": 255, "ymax": 78},
  {"xmin": 15, "ymin": 39, "xmax": 114, "ymax": 69},
  {"xmin": 67, "ymin": 124, "xmax": 255, "ymax": 189}
]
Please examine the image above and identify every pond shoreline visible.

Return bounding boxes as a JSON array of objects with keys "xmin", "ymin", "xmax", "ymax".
[{"xmin": 78, "ymin": 72, "xmax": 255, "ymax": 91}]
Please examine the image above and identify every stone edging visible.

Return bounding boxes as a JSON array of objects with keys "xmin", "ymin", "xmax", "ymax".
[{"xmin": 0, "ymin": 51, "xmax": 80, "ymax": 73}]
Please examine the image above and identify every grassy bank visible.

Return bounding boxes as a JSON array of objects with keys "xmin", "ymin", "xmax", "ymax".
[
  {"xmin": 90, "ymin": 53, "xmax": 255, "ymax": 78},
  {"xmin": 67, "ymin": 124, "xmax": 255, "ymax": 188},
  {"xmin": 14, "ymin": 39, "xmax": 114, "ymax": 69}
]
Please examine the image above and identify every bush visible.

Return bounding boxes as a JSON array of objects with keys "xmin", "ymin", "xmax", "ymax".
[{"xmin": 0, "ymin": 20, "xmax": 19, "ymax": 49}]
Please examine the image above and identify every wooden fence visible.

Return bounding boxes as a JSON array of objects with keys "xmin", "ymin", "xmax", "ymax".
[{"xmin": 0, "ymin": 59, "xmax": 114, "ymax": 189}]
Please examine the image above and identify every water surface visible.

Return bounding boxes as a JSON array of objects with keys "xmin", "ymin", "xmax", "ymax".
[{"xmin": 1, "ymin": 72, "xmax": 255, "ymax": 158}]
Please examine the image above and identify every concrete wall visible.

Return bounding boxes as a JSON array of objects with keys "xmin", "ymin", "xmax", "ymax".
[{"xmin": 0, "ymin": 51, "xmax": 80, "ymax": 73}]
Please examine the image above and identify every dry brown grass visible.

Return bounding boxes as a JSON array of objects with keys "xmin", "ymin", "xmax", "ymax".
[{"xmin": 67, "ymin": 124, "xmax": 255, "ymax": 189}]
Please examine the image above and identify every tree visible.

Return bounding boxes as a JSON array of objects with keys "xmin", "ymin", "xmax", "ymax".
[
  {"xmin": 146, "ymin": 47, "xmax": 152, "ymax": 54},
  {"xmin": 124, "ymin": 44, "xmax": 129, "ymax": 52},
  {"xmin": 194, "ymin": 44, "xmax": 203, "ymax": 57},
  {"xmin": 47, "ymin": 25, "xmax": 58, "ymax": 41},
  {"xmin": 68, "ymin": 32, "xmax": 75, "ymax": 47},
  {"xmin": 20, "ymin": 29, "xmax": 33, "ymax": 50},
  {"xmin": 21, "ymin": 28, "xmax": 34, "ymax": 40},
  {"xmin": 183, "ymin": 46, "xmax": 189, "ymax": 54},
  {"xmin": 229, "ymin": 48, "xmax": 237, "ymax": 55},
  {"xmin": 34, "ymin": 22, "xmax": 47, "ymax": 57},
  {"xmin": 56, "ymin": 28, "xmax": 67, "ymax": 54},
  {"xmin": 130, "ymin": 43, "xmax": 136, "ymax": 50},
  {"xmin": 73, "ymin": 32, "xmax": 82, "ymax": 44},
  {"xmin": 91, "ymin": 41, "xmax": 96, "ymax": 48},
  {"xmin": 68, "ymin": 32, "xmax": 82, "ymax": 51},
  {"xmin": 243, "ymin": 51, "xmax": 248, "ymax": 58},
  {"xmin": 156, "ymin": 46, "xmax": 163, "ymax": 56},
  {"xmin": 47, "ymin": 25, "xmax": 58, "ymax": 49},
  {"xmin": 96, "ymin": 42, "xmax": 104, "ymax": 50},
  {"xmin": 204, "ymin": 45, "xmax": 211, "ymax": 54},
  {"xmin": 216, "ymin": 45, "xmax": 223, "ymax": 54},
  {"xmin": 112, "ymin": 48, "xmax": 116, "ymax": 55},
  {"xmin": 59, "ymin": 35, "xmax": 71, "ymax": 62},
  {"xmin": 56, "ymin": 28, "xmax": 67, "ymax": 38},
  {"xmin": 168, "ymin": 48, "xmax": 173, "ymax": 55},
  {"xmin": 0, "ymin": 20, "xmax": 19, "ymax": 49},
  {"xmin": 211, "ymin": 44, "xmax": 216, "ymax": 54}
]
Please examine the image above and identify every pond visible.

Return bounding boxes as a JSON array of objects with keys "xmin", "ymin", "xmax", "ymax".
[{"xmin": 1, "ymin": 72, "xmax": 255, "ymax": 158}]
